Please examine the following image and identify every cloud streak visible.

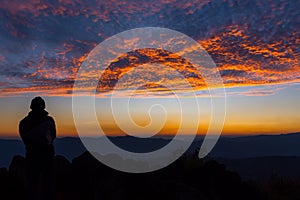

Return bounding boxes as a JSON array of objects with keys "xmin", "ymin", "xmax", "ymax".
[{"xmin": 0, "ymin": 0, "xmax": 299, "ymax": 97}]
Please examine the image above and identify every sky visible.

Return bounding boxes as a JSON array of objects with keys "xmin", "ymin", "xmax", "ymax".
[{"xmin": 0, "ymin": 0, "xmax": 299, "ymax": 138}]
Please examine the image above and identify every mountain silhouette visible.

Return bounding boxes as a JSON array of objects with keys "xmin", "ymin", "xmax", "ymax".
[
  {"xmin": 2, "ymin": 149, "xmax": 300, "ymax": 199},
  {"xmin": 1, "ymin": 152, "xmax": 266, "ymax": 200},
  {"xmin": 2, "ymin": 132, "xmax": 300, "ymax": 168}
]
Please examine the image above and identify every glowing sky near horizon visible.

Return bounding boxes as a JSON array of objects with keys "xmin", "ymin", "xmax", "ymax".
[{"xmin": 0, "ymin": 0, "xmax": 299, "ymax": 137}]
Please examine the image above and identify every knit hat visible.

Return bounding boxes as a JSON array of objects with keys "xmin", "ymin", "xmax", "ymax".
[{"xmin": 30, "ymin": 96, "xmax": 46, "ymax": 110}]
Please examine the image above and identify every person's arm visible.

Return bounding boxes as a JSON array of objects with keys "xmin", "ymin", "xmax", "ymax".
[
  {"xmin": 50, "ymin": 117, "xmax": 56, "ymax": 140},
  {"xmin": 19, "ymin": 120, "xmax": 24, "ymax": 140},
  {"xmin": 19, "ymin": 119, "xmax": 29, "ymax": 141}
]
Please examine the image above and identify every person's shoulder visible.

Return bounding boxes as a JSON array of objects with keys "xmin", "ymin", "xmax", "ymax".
[
  {"xmin": 46, "ymin": 116, "xmax": 55, "ymax": 123},
  {"xmin": 19, "ymin": 115, "xmax": 29, "ymax": 124}
]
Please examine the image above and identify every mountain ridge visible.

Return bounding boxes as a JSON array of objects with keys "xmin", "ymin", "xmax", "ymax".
[{"xmin": 1, "ymin": 132, "xmax": 300, "ymax": 168}]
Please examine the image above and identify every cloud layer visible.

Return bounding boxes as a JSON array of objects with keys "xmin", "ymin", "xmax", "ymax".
[{"xmin": 0, "ymin": 0, "xmax": 299, "ymax": 96}]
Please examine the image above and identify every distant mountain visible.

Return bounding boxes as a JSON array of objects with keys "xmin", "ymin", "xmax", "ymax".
[
  {"xmin": 0, "ymin": 136, "xmax": 172, "ymax": 167},
  {"xmin": 0, "ymin": 139, "xmax": 24, "ymax": 168},
  {"xmin": 1, "ymin": 132, "xmax": 300, "ymax": 168},
  {"xmin": 204, "ymin": 132, "xmax": 300, "ymax": 158},
  {"xmin": 215, "ymin": 156, "xmax": 300, "ymax": 180}
]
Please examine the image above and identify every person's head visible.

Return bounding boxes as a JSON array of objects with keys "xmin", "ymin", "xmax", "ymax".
[{"xmin": 30, "ymin": 96, "xmax": 46, "ymax": 111}]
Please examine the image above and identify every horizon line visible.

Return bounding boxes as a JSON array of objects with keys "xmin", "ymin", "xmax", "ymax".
[{"xmin": 1, "ymin": 131, "xmax": 300, "ymax": 140}]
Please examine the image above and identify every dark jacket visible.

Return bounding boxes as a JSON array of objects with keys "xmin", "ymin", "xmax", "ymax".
[{"xmin": 19, "ymin": 110, "xmax": 56, "ymax": 158}]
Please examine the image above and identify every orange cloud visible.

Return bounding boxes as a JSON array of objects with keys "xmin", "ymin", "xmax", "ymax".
[{"xmin": 1, "ymin": 1, "xmax": 299, "ymax": 97}]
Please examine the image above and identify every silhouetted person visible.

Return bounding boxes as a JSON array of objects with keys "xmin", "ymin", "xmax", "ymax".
[{"xmin": 19, "ymin": 96, "xmax": 56, "ymax": 200}]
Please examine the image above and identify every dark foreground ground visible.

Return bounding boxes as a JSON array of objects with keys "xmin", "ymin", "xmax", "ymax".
[{"xmin": 1, "ymin": 151, "xmax": 300, "ymax": 200}]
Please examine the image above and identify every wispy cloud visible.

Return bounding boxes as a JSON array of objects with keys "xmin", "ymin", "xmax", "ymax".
[{"xmin": 0, "ymin": 0, "xmax": 299, "ymax": 97}]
